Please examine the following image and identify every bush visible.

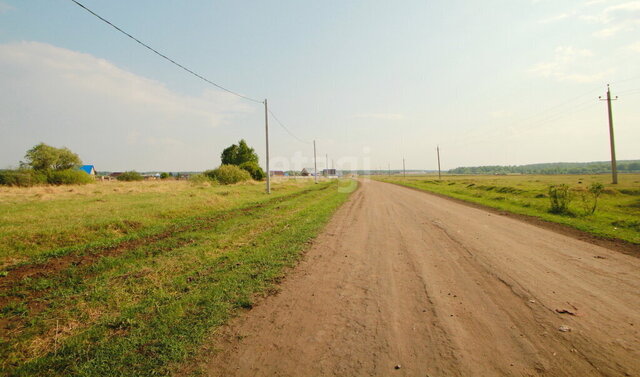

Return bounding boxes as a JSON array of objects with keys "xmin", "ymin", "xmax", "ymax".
[
  {"xmin": 548, "ymin": 184, "xmax": 573, "ymax": 214},
  {"xmin": 239, "ymin": 161, "xmax": 265, "ymax": 181},
  {"xmin": 48, "ymin": 169, "xmax": 94, "ymax": 185},
  {"xmin": 160, "ymin": 172, "xmax": 170, "ymax": 179},
  {"xmin": 205, "ymin": 165, "xmax": 251, "ymax": 185},
  {"xmin": 188, "ymin": 173, "xmax": 212, "ymax": 185},
  {"xmin": 117, "ymin": 171, "xmax": 144, "ymax": 182},
  {"xmin": 580, "ymin": 182, "xmax": 605, "ymax": 215},
  {"xmin": 0, "ymin": 169, "xmax": 47, "ymax": 187}
]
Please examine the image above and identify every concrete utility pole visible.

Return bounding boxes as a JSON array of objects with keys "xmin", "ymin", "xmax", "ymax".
[
  {"xmin": 437, "ymin": 145, "xmax": 442, "ymax": 180},
  {"xmin": 313, "ymin": 140, "xmax": 318, "ymax": 184},
  {"xmin": 600, "ymin": 85, "xmax": 618, "ymax": 184},
  {"xmin": 403, "ymin": 158, "xmax": 406, "ymax": 179},
  {"xmin": 264, "ymin": 99, "xmax": 271, "ymax": 194}
]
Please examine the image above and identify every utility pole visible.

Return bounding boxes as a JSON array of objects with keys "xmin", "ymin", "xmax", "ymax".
[
  {"xmin": 264, "ymin": 99, "xmax": 271, "ymax": 194},
  {"xmin": 313, "ymin": 140, "xmax": 318, "ymax": 184},
  {"xmin": 437, "ymin": 145, "xmax": 441, "ymax": 180},
  {"xmin": 403, "ymin": 158, "xmax": 406, "ymax": 179},
  {"xmin": 599, "ymin": 85, "xmax": 618, "ymax": 184},
  {"xmin": 326, "ymin": 153, "xmax": 328, "ymax": 176},
  {"xmin": 388, "ymin": 163, "xmax": 391, "ymax": 177}
]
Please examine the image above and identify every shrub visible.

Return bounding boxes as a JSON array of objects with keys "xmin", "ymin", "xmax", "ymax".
[
  {"xmin": 239, "ymin": 161, "xmax": 265, "ymax": 181},
  {"xmin": 117, "ymin": 171, "xmax": 144, "ymax": 181},
  {"xmin": 48, "ymin": 169, "xmax": 94, "ymax": 185},
  {"xmin": 0, "ymin": 169, "xmax": 47, "ymax": 187},
  {"xmin": 188, "ymin": 173, "xmax": 212, "ymax": 185},
  {"xmin": 581, "ymin": 182, "xmax": 604, "ymax": 215},
  {"xmin": 206, "ymin": 165, "xmax": 251, "ymax": 185},
  {"xmin": 548, "ymin": 184, "xmax": 572, "ymax": 214},
  {"xmin": 160, "ymin": 172, "xmax": 170, "ymax": 179}
]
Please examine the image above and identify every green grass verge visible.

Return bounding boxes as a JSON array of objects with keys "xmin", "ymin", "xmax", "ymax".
[
  {"xmin": 375, "ymin": 174, "xmax": 640, "ymax": 244},
  {"xmin": 0, "ymin": 179, "xmax": 356, "ymax": 376}
]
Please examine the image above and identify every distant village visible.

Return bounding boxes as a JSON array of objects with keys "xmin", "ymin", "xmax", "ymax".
[{"xmin": 86, "ymin": 166, "xmax": 342, "ymax": 181}]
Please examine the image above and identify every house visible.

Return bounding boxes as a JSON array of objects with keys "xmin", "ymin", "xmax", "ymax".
[
  {"xmin": 322, "ymin": 169, "xmax": 336, "ymax": 176},
  {"xmin": 270, "ymin": 171, "xmax": 285, "ymax": 177},
  {"xmin": 301, "ymin": 168, "xmax": 310, "ymax": 176},
  {"xmin": 78, "ymin": 165, "xmax": 96, "ymax": 175}
]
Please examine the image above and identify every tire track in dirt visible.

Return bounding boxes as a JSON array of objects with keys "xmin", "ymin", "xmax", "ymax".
[
  {"xmin": 0, "ymin": 185, "xmax": 329, "ymax": 336},
  {"xmin": 198, "ymin": 179, "xmax": 640, "ymax": 377}
]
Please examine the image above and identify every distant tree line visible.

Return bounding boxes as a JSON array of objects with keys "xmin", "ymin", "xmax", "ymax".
[{"xmin": 449, "ymin": 161, "xmax": 640, "ymax": 175}]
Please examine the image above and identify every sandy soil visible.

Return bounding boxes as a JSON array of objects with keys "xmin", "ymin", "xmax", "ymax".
[{"xmin": 201, "ymin": 179, "xmax": 640, "ymax": 377}]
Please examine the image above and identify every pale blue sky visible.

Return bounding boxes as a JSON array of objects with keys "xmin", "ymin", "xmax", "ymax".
[{"xmin": 1, "ymin": 0, "xmax": 639, "ymax": 171}]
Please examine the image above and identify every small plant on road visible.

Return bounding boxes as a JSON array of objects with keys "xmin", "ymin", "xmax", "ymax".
[{"xmin": 548, "ymin": 184, "xmax": 573, "ymax": 215}]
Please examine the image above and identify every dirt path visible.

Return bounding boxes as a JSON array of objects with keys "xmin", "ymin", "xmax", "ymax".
[{"xmin": 201, "ymin": 179, "xmax": 640, "ymax": 377}]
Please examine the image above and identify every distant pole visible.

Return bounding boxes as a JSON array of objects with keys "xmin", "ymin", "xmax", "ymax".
[
  {"xmin": 313, "ymin": 140, "xmax": 318, "ymax": 184},
  {"xmin": 388, "ymin": 163, "xmax": 391, "ymax": 177},
  {"xmin": 600, "ymin": 85, "xmax": 618, "ymax": 184},
  {"xmin": 437, "ymin": 145, "xmax": 442, "ymax": 180},
  {"xmin": 264, "ymin": 99, "xmax": 271, "ymax": 194},
  {"xmin": 403, "ymin": 158, "xmax": 406, "ymax": 179},
  {"xmin": 326, "ymin": 153, "xmax": 328, "ymax": 176}
]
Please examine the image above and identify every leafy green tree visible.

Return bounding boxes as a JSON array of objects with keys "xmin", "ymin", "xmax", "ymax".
[
  {"xmin": 239, "ymin": 161, "xmax": 265, "ymax": 181},
  {"xmin": 160, "ymin": 172, "xmax": 170, "ymax": 179},
  {"xmin": 221, "ymin": 139, "xmax": 259, "ymax": 166},
  {"xmin": 24, "ymin": 143, "xmax": 81, "ymax": 171}
]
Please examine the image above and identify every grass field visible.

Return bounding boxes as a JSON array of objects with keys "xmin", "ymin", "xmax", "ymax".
[
  {"xmin": 0, "ymin": 178, "xmax": 355, "ymax": 376},
  {"xmin": 375, "ymin": 174, "xmax": 640, "ymax": 245}
]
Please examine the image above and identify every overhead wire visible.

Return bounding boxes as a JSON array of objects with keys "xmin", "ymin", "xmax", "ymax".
[
  {"xmin": 267, "ymin": 109, "xmax": 312, "ymax": 145},
  {"xmin": 69, "ymin": 0, "xmax": 263, "ymax": 104},
  {"xmin": 69, "ymin": 0, "xmax": 632, "ymax": 160},
  {"xmin": 69, "ymin": 0, "xmax": 312, "ymax": 145}
]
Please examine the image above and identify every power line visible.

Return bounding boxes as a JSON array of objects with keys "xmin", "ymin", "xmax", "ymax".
[
  {"xmin": 611, "ymin": 75, "xmax": 640, "ymax": 86},
  {"xmin": 512, "ymin": 86, "xmax": 601, "ymax": 125},
  {"xmin": 267, "ymin": 109, "xmax": 311, "ymax": 144},
  {"xmin": 69, "ymin": 0, "xmax": 313, "ymax": 163},
  {"xmin": 68, "ymin": 0, "xmax": 263, "ymax": 104}
]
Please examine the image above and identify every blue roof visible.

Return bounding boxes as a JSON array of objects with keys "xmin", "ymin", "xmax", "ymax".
[{"xmin": 78, "ymin": 165, "xmax": 95, "ymax": 174}]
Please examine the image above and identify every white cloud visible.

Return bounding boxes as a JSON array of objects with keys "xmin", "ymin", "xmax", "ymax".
[
  {"xmin": 537, "ymin": 1, "xmax": 640, "ymax": 37},
  {"xmin": 0, "ymin": 1, "xmax": 13, "ymax": 14},
  {"xmin": 353, "ymin": 113, "xmax": 404, "ymax": 120},
  {"xmin": 529, "ymin": 46, "xmax": 608, "ymax": 83},
  {"xmin": 592, "ymin": 1, "xmax": 640, "ymax": 37},
  {"xmin": 539, "ymin": 11, "xmax": 577, "ymax": 24},
  {"xmin": 627, "ymin": 41, "xmax": 640, "ymax": 51},
  {"xmin": 489, "ymin": 110, "xmax": 512, "ymax": 119},
  {"xmin": 0, "ymin": 41, "xmax": 256, "ymax": 171}
]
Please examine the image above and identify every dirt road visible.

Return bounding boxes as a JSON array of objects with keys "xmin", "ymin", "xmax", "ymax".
[{"xmin": 202, "ymin": 179, "xmax": 640, "ymax": 377}]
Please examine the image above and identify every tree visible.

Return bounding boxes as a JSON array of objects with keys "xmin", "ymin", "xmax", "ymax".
[
  {"xmin": 55, "ymin": 147, "xmax": 82, "ymax": 170},
  {"xmin": 220, "ymin": 139, "xmax": 259, "ymax": 166},
  {"xmin": 239, "ymin": 161, "xmax": 265, "ymax": 181},
  {"xmin": 24, "ymin": 143, "xmax": 81, "ymax": 171}
]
